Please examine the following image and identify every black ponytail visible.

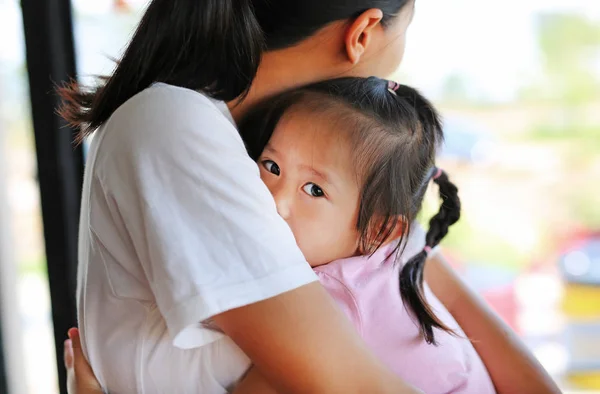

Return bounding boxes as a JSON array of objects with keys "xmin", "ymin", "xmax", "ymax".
[
  {"xmin": 59, "ymin": 0, "xmax": 264, "ymax": 140},
  {"xmin": 399, "ymin": 168, "xmax": 461, "ymax": 345}
]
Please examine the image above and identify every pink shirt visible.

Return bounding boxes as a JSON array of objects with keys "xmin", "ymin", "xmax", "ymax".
[{"xmin": 314, "ymin": 226, "xmax": 495, "ymax": 394}]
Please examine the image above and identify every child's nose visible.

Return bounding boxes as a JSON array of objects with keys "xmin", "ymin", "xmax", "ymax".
[{"xmin": 272, "ymin": 189, "xmax": 292, "ymax": 220}]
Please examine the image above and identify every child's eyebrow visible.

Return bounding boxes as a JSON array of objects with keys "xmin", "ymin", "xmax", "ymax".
[
  {"xmin": 262, "ymin": 145, "xmax": 278, "ymax": 156},
  {"xmin": 301, "ymin": 165, "xmax": 333, "ymax": 186}
]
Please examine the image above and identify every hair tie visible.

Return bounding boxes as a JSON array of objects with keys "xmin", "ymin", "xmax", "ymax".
[
  {"xmin": 423, "ymin": 246, "xmax": 432, "ymax": 255},
  {"xmin": 387, "ymin": 80, "xmax": 400, "ymax": 94},
  {"xmin": 432, "ymin": 167, "xmax": 443, "ymax": 180}
]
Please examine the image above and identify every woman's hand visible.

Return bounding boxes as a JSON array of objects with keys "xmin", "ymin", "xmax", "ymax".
[
  {"xmin": 64, "ymin": 328, "xmax": 104, "ymax": 394},
  {"xmin": 425, "ymin": 251, "xmax": 561, "ymax": 394}
]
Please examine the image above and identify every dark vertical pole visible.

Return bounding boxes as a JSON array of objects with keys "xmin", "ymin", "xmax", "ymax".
[{"xmin": 20, "ymin": 1, "xmax": 83, "ymax": 393}]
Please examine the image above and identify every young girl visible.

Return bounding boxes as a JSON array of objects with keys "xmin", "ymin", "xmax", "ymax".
[{"xmin": 233, "ymin": 76, "xmax": 492, "ymax": 393}]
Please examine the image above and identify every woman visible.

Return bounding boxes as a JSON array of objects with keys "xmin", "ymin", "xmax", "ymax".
[
  {"xmin": 61, "ymin": 1, "xmax": 420, "ymax": 392},
  {"xmin": 60, "ymin": 0, "xmax": 558, "ymax": 393}
]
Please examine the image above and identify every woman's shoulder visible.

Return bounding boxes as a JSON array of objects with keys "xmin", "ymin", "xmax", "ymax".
[
  {"xmin": 98, "ymin": 83, "xmax": 241, "ymax": 154},
  {"xmin": 107, "ymin": 83, "xmax": 232, "ymax": 136},
  {"xmin": 124, "ymin": 82, "xmax": 223, "ymax": 116}
]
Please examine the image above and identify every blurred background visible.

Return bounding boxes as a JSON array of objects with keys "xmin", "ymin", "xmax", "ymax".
[{"xmin": 0, "ymin": 0, "xmax": 598, "ymax": 393}]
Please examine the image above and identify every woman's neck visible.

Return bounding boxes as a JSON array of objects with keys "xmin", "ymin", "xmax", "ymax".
[{"xmin": 227, "ymin": 25, "xmax": 348, "ymax": 123}]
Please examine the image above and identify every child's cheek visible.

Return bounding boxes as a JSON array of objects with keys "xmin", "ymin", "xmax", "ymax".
[{"xmin": 291, "ymin": 206, "xmax": 334, "ymax": 267}]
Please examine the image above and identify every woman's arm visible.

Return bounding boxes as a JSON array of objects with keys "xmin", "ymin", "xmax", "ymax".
[
  {"xmin": 424, "ymin": 252, "xmax": 560, "ymax": 394},
  {"xmin": 214, "ymin": 282, "xmax": 421, "ymax": 394},
  {"xmin": 64, "ymin": 284, "xmax": 419, "ymax": 394},
  {"xmin": 66, "ymin": 285, "xmax": 419, "ymax": 394},
  {"xmin": 65, "ymin": 287, "xmax": 422, "ymax": 394}
]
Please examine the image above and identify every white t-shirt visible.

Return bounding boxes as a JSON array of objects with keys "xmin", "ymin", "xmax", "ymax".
[{"xmin": 77, "ymin": 83, "xmax": 318, "ymax": 393}]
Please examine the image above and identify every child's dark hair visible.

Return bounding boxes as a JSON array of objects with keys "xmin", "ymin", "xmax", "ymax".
[{"xmin": 239, "ymin": 77, "xmax": 461, "ymax": 345}]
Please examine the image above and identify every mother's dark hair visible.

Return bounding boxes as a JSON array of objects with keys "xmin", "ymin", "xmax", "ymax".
[{"xmin": 59, "ymin": 0, "xmax": 412, "ymax": 138}]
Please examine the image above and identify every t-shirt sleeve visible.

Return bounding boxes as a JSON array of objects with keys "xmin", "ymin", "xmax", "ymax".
[{"xmin": 96, "ymin": 85, "xmax": 317, "ymax": 349}]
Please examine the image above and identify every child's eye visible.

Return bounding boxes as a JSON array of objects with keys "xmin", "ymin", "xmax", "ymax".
[
  {"xmin": 302, "ymin": 183, "xmax": 325, "ymax": 198},
  {"xmin": 262, "ymin": 160, "xmax": 280, "ymax": 176}
]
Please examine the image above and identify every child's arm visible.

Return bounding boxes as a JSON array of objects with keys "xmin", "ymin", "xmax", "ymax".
[
  {"xmin": 231, "ymin": 366, "xmax": 279, "ymax": 394},
  {"xmin": 425, "ymin": 251, "xmax": 561, "ymax": 394}
]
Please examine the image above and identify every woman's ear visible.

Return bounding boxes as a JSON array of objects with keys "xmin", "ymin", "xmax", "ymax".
[
  {"xmin": 358, "ymin": 215, "xmax": 408, "ymax": 254},
  {"xmin": 344, "ymin": 8, "xmax": 384, "ymax": 65}
]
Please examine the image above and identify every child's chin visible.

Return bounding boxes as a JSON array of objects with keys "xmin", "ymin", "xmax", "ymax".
[{"xmin": 306, "ymin": 258, "xmax": 329, "ymax": 269}]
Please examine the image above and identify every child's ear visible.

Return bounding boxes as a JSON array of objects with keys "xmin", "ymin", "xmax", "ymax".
[{"xmin": 358, "ymin": 216, "xmax": 408, "ymax": 254}]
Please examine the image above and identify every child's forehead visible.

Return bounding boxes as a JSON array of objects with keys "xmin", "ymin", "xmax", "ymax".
[
  {"xmin": 271, "ymin": 104, "xmax": 355, "ymax": 148},
  {"xmin": 267, "ymin": 106, "xmax": 360, "ymax": 180}
]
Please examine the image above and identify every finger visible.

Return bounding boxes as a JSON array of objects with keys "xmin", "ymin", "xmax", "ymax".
[
  {"xmin": 68, "ymin": 328, "xmax": 92, "ymax": 374},
  {"xmin": 64, "ymin": 339, "xmax": 74, "ymax": 369},
  {"xmin": 68, "ymin": 328, "xmax": 81, "ymax": 349},
  {"xmin": 68, "ymin": 327, "xmax": 103, "ymax": 391}
]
